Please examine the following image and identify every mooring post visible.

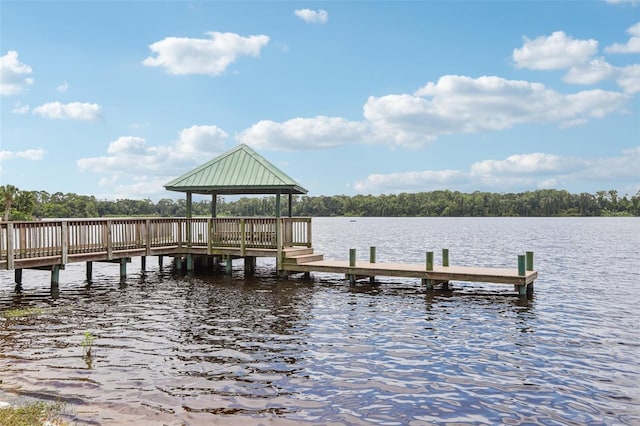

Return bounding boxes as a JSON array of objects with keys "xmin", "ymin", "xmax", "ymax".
[
  {"xmin": 526, "ymin": 251, "xmax": 534, "ymax": 271},
  {"xmin": 349, "ymin": 248, "xmax": 356, "ymax": 284},
  {"xmin": 158, "ymin": 255, "xmax": 163, "ymax": 268},
  {"xmin": 426, "ymin": 251, "xmax": 434, "ymax": 271},
  {"xmin": 518, "ymin": 254, "xmax": 526, "ymax": 276},
  {"xmin": 442, "ymin": 248, "xmax": 449, "ymax": 267},
  {"xmin": 141, "ymin": 256, "xmax": 146, "ymax": 271},
  {"xmin": 517, "ymin": 254, "xmax": 527, "ymax": 296},
  {"xmin": 14, "ymin": 269, "xmax": 22, "ymax": 285},
  {"xmin": 86, "ymin": 261, "xmax": 93, "ymax": 281},
  {"xmin": 369, "ymin": 246, "xmax": 376, "ymax": 284}
]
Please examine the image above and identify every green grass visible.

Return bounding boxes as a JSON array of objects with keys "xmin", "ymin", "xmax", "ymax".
[
  {"xmin": 2, "ymin": 307, "xmax": 45, "ymax": 319},
  {"xmin": 0, "ymin": 401, "xmax": 66, "ymax": 426}
]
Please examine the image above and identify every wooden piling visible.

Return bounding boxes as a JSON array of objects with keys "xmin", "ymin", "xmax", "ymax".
[
  {"xmin": 120, "ymin": 258, "xmax": 127, "ymax": 278},
  {"xmin": 349, "ymin": 248, "xmax": 356, "ymax": 284},
  {"xmin": 369, "ymin": 247, "xmax": 376, "ymax": 284},
  {"xmin": 442, "ymin": 248, "xmax": 449, "ymax": 267},
  {"xmin": 518, "ymin": 254, "xmax": 526, "ymax": 276},
  {"xmin": 141, "ymin": 256, "xmax": 146, "ymax": 271},
  {"xmin": 51, "ymin": 265, "xmax": 60, "ymax": 287},
  {"xmin": 426, "ymin": 251, "xmax": 434, "ymax": 271},
  {"xmin": 526, "ymin": 251, "xmax": 534, "ymax": 271},
  {"xmin": 14, "ymin": 269, "xmax": 22, "ymax": 285},
  {"xmin": 86, "ymin": 261, "xmax": 93, "ymax": 280}
]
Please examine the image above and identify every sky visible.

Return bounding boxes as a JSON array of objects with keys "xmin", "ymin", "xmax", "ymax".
[{"xmin": 1, "ymin": 0, "xmax": 639, "ymax": 201}]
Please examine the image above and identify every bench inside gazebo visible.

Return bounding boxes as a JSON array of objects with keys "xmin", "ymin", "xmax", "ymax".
[{"xmin": 163, "ymin": 143, "xmax": 314, "ymax": 273}]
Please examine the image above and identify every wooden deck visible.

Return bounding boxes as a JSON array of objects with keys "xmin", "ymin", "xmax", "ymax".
[{"xmin": 283, "ymin": 259, "xmax": 537, "ymax": 286}]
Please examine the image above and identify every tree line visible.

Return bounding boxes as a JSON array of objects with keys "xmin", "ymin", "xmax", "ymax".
[{"xmin": 1, "ymin": 185, "xmax": 638, "ymax": 220}]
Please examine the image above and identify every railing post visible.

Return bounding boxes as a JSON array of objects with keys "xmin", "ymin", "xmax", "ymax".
[
  {"xmin": 207, "ymin": 218, "xmax": 213, "ymax": 254},
  {"xmin": 307, "ymin": 218, "xmax": 312, "ymax": 248},
  {"xmin": 7, "ymin": 223, "xmax": 14, "ymax": 270},
  {"xmin": 240, "ymin": 218, "xmax": 246, "ymax": 256},
  {"xmin": 106, "ymin": 220, "xmax": 113, "ymax": 260},
  {"xmin": 61, "ymin": 221, "xmax": 68, "ymax": 265},
  {"xmin": 145, "ymin": 219, "xmax": 151, "ymax": 256},
  {"xmin": 177, "ymin": 220, "xmax": 183, "ymax": 249}
]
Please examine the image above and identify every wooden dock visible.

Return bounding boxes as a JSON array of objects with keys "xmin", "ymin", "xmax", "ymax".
[{"xmin": 1, "ymin": 218, "xmax": 537, "ymax": 297}]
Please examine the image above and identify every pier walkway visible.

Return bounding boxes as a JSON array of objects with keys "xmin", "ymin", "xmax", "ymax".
[{"xmin": 1, "ymin": 217, "xmax": 537, "ymax": 297}]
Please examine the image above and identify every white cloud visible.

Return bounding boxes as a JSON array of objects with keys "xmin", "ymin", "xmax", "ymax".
[
  {"xmin": 0, "ymin": 51, "xmax": 34, "ymax": 95},
  {"xmin": 353, "ymin": 170, "xmax": 467, "ymax": 193},
  {"xmin": 294, "ymin": 9, "xmax": 328, "ymax": 24},
  {"xmin": 564, "ymin": 58, "xmax": 615, "ymax": 85},
  {"xmin": 143, "ymin": 31, "xmax": 269, "ymax": 76},
  {"xmin": 12, "ymin": 101, "xmax": 29, "ymax": 114},
  {"xmin": 363, "ymin": 75, "xmax": 629, "ymax": 147},
  {"xmin": 77, "ymin": 125, "xmax": 230, "ymax": 189},
  {"xmin": 235, "ymin": 75, "xmax": 630, "ymax": 151},
  {"xmin": 513, "ymin": 31, "xmax": 598, "ymax": 70},
  {"xmin": 33, "ymin": 101, "xmax": 102, "ymax": 121},
  {"xmin": 605, "ymin": 22, "xmax": 640, "ymax": 53},
  {"xmin": 470, "ymin": 153, "xmax": 578, "ymax": 176},
  {"xmin": 0, "ymin": 148, "xmax": 46, "ymax": 161},
  {"xmin": 237, "ymin": 116, "xmax": 370, "ymax": 150},
  {"xmin": 351, "ymin": 148, "xmax": 640, "ymax": 194},
  {"xmin": 56, "ymin": 81, "xmax": 69, "ymax": 92},
  {"xmin": 175, "ymin": 125, "xmax": 227, "ymax": 156},
  {"xmin": 617, "ymin": 64, "xmax": 640, "ymax": 93}
]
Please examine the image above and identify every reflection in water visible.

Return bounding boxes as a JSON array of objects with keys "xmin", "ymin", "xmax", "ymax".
[{"xmin": 0, "ymin": 217, "xmax": 639, "ymax": 425}]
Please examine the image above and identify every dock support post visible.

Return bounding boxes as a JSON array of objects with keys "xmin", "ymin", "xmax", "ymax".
[
  {"xmin": 423, "ymin": 278, "xmax": 434, "ymax": 291},
  {"xmin": 141, "ymin": 256, "xmax": 146, "ymax": 271},
  {"xmin": 14, "ymin": 269, "xmax": 22, "ymax": 285},
  {"xmin": 51, "ymin": 265, "xmax": 60, "ymax": 288},
  {"xmin": 348, "ymin": 248, "xmax": 356, "ymax": 284},
  {"xmin": 244, "ymin": 256, "xmax": 256, "ymax": 274},
  {"xmin": 226, "ymin": 256, "xmax": 233, "ymax": 275},
  {"xmin": 186, "ymin": 254, "xmax": 194, "ymax": 272},
  {"xmin": 86, "ymin": 261, "xmax": 93, "ymax": 281},
  {"xmin": 158, "ymin": 256, "xmax": 163, "ymax": 268},
  {"xmin": 442, "ymin": 249, "xmax": 449, "ymax": 267},
  {"xmin": 518, "ymin": 284, "xmax": 527, "ymax": 297},
  {"xmin": 120, "ymin": 259, "xmax": 127, "ymax": 279}
]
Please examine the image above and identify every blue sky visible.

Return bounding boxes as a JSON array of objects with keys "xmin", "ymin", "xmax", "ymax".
[{"xmin": 1, "ymin": 0, "xmax": 639, "ymax": 201}]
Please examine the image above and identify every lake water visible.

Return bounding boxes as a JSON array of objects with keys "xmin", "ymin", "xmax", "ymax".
[{"xmin": 0, "ymin": 217, "xmax": 639, "ymax": 425}]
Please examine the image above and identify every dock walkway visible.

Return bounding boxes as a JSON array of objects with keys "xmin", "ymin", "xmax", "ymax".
[{"xmin": 1, "ymin": 218, "xmax": 538, "ymax": 297}]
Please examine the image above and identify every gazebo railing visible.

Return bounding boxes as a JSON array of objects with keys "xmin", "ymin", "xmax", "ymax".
[{"xmin": 0, "ymin": 217, "xmax": 312, "ymax": 268}]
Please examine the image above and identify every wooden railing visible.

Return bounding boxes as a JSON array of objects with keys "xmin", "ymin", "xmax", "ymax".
[{"xmin": 0, "ymin": 217, "xmax": 312, "ymax": 269}]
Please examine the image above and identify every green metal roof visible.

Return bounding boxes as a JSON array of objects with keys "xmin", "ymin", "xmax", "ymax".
[{"xmin": 164, "ymin": 144, "xmax": 308, "ymax": 195}]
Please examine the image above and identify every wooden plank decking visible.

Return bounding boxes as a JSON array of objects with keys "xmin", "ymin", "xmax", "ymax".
[{"xmin": 283, "ymin": 258, "xmax": 538, "ymax": 286}]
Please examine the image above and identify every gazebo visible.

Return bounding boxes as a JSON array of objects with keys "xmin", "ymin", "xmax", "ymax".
[
  {"xmin": 164, "ymin": 143, "xmax": 307, "ymax": 218},
  {"xmin": 163, "ymin": 143, "xmax": 311, "ymax": 273}
]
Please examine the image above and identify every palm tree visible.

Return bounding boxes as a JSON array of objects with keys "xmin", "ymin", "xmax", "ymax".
[{"xmin": 0, "ymin": 185, "xmax": 19, "ymax": 221}]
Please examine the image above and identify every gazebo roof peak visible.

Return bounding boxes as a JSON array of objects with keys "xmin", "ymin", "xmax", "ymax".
[{"xmin": 164, "ymin": 143, "xmax": 307, "ymax": 195}]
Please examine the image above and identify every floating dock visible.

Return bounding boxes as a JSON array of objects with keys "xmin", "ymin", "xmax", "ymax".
[{"xmin": 1, "ymin": 218, "xmax": 537, "ymax": 297}]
